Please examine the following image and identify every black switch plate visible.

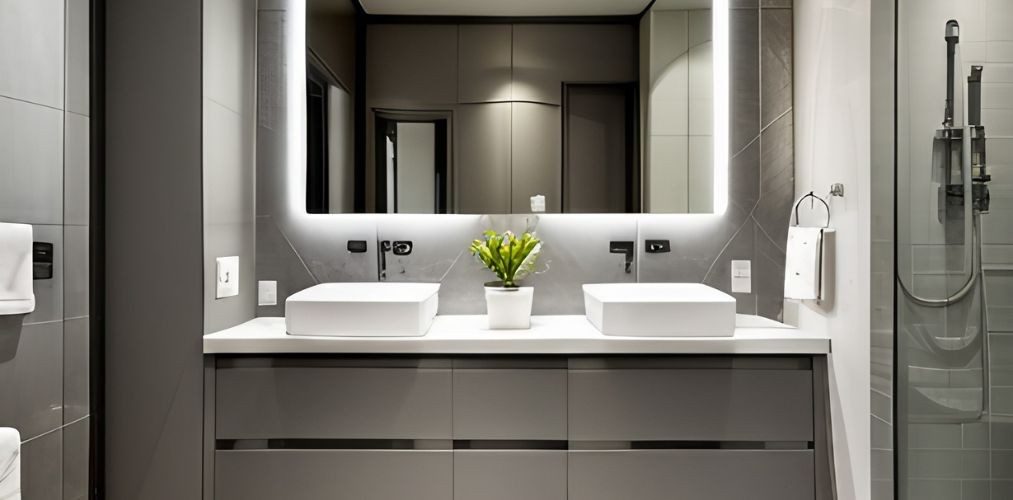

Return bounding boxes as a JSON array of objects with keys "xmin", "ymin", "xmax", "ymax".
[
  {"xmin": 347, "ymin": 240, "xmax": 368, "ymax": 253},
  {"xmin": 645, "ymin": 239, "xmax": 671, "ymax": 253},
  {"xmin": 33, "ymin": 241, "xmax": 54, "ymax": 280}
]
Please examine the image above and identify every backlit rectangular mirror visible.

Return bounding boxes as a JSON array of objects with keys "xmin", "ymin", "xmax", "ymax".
[{"xmin": 299, "ymin": 0, "xmax": 728, "ymax": 214}]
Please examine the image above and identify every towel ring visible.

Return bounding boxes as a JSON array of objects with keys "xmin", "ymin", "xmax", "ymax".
[{"xmin": 792, "ymin": 191, "xmax": 831, "ymax": 228}]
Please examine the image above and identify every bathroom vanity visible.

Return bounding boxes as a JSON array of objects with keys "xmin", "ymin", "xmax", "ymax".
[{"xmin": 203, "ymin": 315, "xmax": 833, "ymax": 500}]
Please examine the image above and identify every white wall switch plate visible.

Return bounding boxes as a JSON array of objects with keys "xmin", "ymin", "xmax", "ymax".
[
  {"xmin": 731, "ymin": 259, "xmax": 751, "ymax": 294},
  {"xmin": 216, "ymin": 256, "xmax": 239, "ymax": 299},
  {"xmin": 258, "ymin": 280, "xmax": 278, "ymax": 306}
]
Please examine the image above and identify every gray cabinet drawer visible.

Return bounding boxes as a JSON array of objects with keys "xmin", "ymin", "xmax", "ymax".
[
  {"xmin": 215, "ymin": 450, "xmax": 452, "ymax": 500},
  {"xmin": 216, "ymin": 365, "xmax": 452, "ymax": 439},
  {"xmin": 454, "ymin": 451, "xmax": 567, "ymax": 500},
  {"xmin": 568, "ymin": 450, "xmax": 815, "ymax": 500},
  {"xmin": 453, "ymin": 368, "xmax": 567, "ymax": 439},
  {"xmin": 568, "ymin": 368, "xmax": 813, "ymax": 441}
]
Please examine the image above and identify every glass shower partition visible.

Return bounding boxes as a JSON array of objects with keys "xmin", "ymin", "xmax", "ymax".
[{"xmin": 894, "ymin": 1, "xmax": 1012, "ymax": 498}]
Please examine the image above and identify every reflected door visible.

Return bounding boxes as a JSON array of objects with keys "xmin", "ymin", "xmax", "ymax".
[{"xmin": 563, "ymin": 84, "xmax": 639, "ymax": 213}]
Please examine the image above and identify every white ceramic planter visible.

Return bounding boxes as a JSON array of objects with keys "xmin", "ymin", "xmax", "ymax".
[{"xmin": 484, "ymin": 285, "xmax": 534, "ymax": 330}]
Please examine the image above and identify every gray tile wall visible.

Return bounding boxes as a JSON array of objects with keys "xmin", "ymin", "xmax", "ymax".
[
  {"xmin": 253, "ymin": 2, "xmax": 795, "ymax": 322},
  {"xmin": 203, "ymin": 0, "xmax": 258, "ymax": 334},
  {"xmin": 0, "ymin": 0, "xmax": 91, "ymax": 498}
]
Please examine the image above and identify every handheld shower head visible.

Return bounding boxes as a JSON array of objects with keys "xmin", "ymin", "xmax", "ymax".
[
  {"xmin": 944, "ymin": 20, "xmax": 961, "ymax": 127},
  {"xmin": 946, "ymin": 20, "xmax": 960, "ymax": 42}
]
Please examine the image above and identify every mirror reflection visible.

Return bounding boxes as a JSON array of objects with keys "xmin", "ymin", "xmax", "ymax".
[{"xmin": 301, "ymin": 0, "xmax": 727, "ymax": 214}]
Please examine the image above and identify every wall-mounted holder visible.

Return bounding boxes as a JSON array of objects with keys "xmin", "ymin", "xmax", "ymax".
[
  {"xmin": 785, "ymin": 192, "xmax": 835, "ymax": 305},
  {"xmin": 829, "ymin": 183, "xmax": 845, "ymax": 198}
]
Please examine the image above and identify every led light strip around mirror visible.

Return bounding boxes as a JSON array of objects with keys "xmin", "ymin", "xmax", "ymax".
[{"xmin": 286, "ymin": 0, "xmax": 729, "ymax": 217}]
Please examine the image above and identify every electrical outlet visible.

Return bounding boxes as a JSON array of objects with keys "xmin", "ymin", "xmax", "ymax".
[
  {"xmin": 731, "ymin": 260, "xmax": 751, "ymax": 294},
  {"xmin": 216, "ymin": 256, "xmax": 239, "ymax": 299},
  {"xmin": 258, "ymin": 280, "xmax": 278, "ymax": 306}
]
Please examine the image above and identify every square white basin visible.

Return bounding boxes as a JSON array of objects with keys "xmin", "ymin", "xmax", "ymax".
[
  {"xmin": 285, "ymin": 282, "xmax": 440, "ymax": 337},
  {"xmin": 582, "ymin": 283, "xmax": 736, "ymax": 337}
]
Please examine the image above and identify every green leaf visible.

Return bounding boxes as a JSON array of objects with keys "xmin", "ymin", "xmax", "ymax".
[{"xmin": 468, "ymin": 229, "xmax": 542, "ymax": 287}]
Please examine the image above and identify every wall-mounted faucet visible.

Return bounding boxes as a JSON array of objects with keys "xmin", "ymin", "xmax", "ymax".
[
  {"xmin": 378, "ymin": 240, "xmax": 413, "ymax": 281},
  {"xmin": 609, "ymin": 241, "xmax": 634, "ymax": 274}
]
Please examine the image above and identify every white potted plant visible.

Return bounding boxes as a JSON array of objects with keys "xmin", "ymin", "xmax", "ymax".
[{"xmin": 469, "ymin": 230, "xmax": 542, "ymax": 330}]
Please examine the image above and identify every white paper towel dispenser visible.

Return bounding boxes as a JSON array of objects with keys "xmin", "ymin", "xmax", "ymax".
[{"xmin": 0, "ymin": 223, "xmax": 35, "ymax": 316}]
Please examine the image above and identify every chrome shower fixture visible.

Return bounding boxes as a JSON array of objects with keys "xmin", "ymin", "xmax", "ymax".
[{"xmin": 935, "ymin": 20, "xmax": 990, "ymax": 217}]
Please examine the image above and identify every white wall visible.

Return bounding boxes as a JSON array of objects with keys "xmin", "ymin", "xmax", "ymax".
[
  {"xmin": 794, "ymin": 0, "xmax": 872, "ymax": 499},
  {"xmin": 203, "ymin": 0, "xmax": 258, "ymax": 333}
]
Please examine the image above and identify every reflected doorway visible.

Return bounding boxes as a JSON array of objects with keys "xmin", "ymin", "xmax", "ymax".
[{"xmin": 373, "ymin": 113, "xmax": 450, "ymax": 214}]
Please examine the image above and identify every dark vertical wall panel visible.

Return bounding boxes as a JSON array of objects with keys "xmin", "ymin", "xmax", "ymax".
[
  {"xmin": 456, "ymin": 103, "xmax": 512, "ymax": 214},
  {"xmin": 458, "ymin": 25, "xmax": 512, "ymax": 103},
  {"xmin": 104, "ymin": 0, "xmax": 205, "ymax": 498},
  {"xmin": 512, "ymin": 103, "xmax": 561, "ymax": 213}
]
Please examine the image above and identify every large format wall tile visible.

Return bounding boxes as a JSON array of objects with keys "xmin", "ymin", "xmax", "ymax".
[
  {"xmin": 755, "ymin": 110, "xmax": 795, "ymax": 250},
  {"xmin": 64, "ymin": 226, "xmax": 89, "ymax": 320},
  {"xmin": 204, "ymin": 0, "xmax": 256, "ymax": 115},
  {"xmin": 21, "ymin": 428, "xmax": 63, "ymax": 500},
  {"xmin": 760, "ymin": 8, "xmax": 793, "ymax": 126},
  {"xmin": 3, "ymin": 2, "xmax": 91, "ymax": 498},
  {"xmin": 63, "ymin": 417, "xmax": 89, "ymax": 500},
  {"xmin": 65, "ymin": 0, "xmax": 90, "ymax": 116},
  {"xmin": 63, "ymin": 113, "xmax": 90, "ymax": 226},
  {"xmin": 0, "ymin": 97, "xmax": 64, "ymax": 225},
  {"xmin": 63, "ymin": 317, "xmax": 90, "ymax": 423},
  {"xmin": 730, "ymin": 7, "xmax": 760, "ymax": 155},
  {"xmin": 729, "ymin": 137, "xmax": 760, "ymax": 216},
  {"xmin": 0, "ymin": 321, "xmax": 63, "ymax": 441},
  {"xmin": 755, "ymin": 222, "xmax": 787, "ymax": 320},
  {"xmin": 0, "ymin": 0, "xmax": 65, "ymax": 108}
]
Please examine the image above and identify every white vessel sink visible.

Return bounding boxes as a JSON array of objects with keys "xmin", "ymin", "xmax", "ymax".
[
  {"xmin": 582, "ymin": 283, "xmax": 736, "ymax": 337},
  {"xmin": 285, "ymin": 282, "xmax": 440, "ymax": 337}
]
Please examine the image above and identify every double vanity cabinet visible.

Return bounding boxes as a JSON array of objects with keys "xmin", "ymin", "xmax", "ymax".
[{"xmin": 203, "ymin": 316, "xmax": 833, "ymax": 500}]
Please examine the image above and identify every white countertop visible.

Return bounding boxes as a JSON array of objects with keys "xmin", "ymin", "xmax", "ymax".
[{"xmin": 203, "ymin": 314, "xmax": 830, "ymax": 355}]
